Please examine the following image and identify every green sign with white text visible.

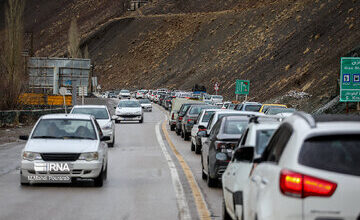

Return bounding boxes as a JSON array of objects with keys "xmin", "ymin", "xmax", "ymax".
[
  {"xmin": 340, "ymin": 57, "xmax": 360, "ymax": 102},
  {"xmin": 235, "ymin": 80, "xmax": 250, "ymax": 95}
]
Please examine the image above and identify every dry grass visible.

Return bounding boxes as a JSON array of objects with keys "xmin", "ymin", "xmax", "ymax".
[{"xmin": 68, "ymin": 18, "xmax": 82, "ymax": 58}]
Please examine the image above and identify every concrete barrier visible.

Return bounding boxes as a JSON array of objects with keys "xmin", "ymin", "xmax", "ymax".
[{"xmin": 0, "ymin": 108, "xmax": 71, "ymax": 127}]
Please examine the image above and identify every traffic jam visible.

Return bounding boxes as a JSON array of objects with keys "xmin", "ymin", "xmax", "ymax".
[{"xmin": 15, "ymin": 86, "xmax": 360, "ymax": 220}]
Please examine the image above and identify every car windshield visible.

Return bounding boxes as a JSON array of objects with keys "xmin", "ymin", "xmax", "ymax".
[
  {"xmin": 299, "ymin": 135, "xmax": 360, "ymax": 177},
  {"xmin": 255, "ymin": 129, "xmax": 276, "ymax": 155},
  {"xmin": 139, "ymin": 99, "xmax": 151, "ymax": 104},
  {"xmin": 189, "ymin": 106, "xmax": 212, "ymax": 115},
  {"xmin": 266, "ymin": 108, "xmax": 295, "ymax": 115},
  {"xmin": 202, "ymin": 111, "xmax": 216, "ymax": 122},
  {"xmin": 121, "ymin": 90, "xmax": 129, "ymax": 93},
  {"xmin": 118, "ymin": 101, "xmax": 141, "ymax": 108},
  {"xmin": 32, "ymin": 119, "xmax": 96, "ymax": 140},
  {"xmin": 223, "ymin": 120, "xmax": 248, "ymax": 134},
  {"xmin": 244, "ymin": 105, "xmax": 262, "ymax": 112},
  {"xmin": 71, "ymin": 108, "xmax": 109, "ymax": 119},
  {"xmin": 263, "ymin": 105, "xmax": 286, "ymax": 112}
]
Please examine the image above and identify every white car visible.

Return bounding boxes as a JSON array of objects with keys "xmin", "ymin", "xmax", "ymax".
[
  {"xmin": 19, "ymin": 114, "xmax": 109, "ymax": 187},
  {"xmin": 70, "ymin": 105, "xmax": 115, "ymax": 147},
  {"xmin": 244, "ymin": 112, "xmax": 360, "ymax": 220},
  {"xmin": 115, "ymin": 99, "xmax": 144, "ymax": 123},
  {"xmin": 210, "ymin": 95, "xmax": 223, "ymax": 103},
  {"xmin": 138, "ymin": 98, "xmax": 152, "ymax": 112},
  {"xmin": 118, "ymin": 89, "xmax": 131, "ymax": 99},
  {"xmin": 190, "ymin": 108, "xmax": 223, "ymax": 154},
  {"xmin": 222, "ymin": 117, "xmax": 280, "ymax": 220},
  {"xmin": 136, "ymin": 90, "xmax": 148, "ymax": 99}
]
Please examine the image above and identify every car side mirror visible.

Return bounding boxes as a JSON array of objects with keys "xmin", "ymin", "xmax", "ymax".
[
  {"xmin": 114, "ymin": 106, "xmax": 116, "ymax": 109},
  {"xmin": 233, "ymin": 146, "xmax": 254, "ymax": 162},
  {"xmin": 253, "ymin": 157, "xmax": 263, "ymax": 164},
  {"xmin": 101, "ymin": 136, "xmax": 111, "ymax": 141},
  {"xmin": 197, "ymin": 130, "xmax": 207, "ymax": 137},
  {"xmin": 198, "ymin": 125, "xmax": 206, "ymax": 130},
  {"xmin": 19, "ymin": 135, "xmax": 29, "ymax": 140}
]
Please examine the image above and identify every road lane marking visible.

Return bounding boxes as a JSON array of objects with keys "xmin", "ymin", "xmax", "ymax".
[
  {"xmin": 161, "ymin": 121, "xmax": 212, "ymax": 220},
  {"xmin": 155, "ymin": 121, "xmax": 191, "ymax": 220}
]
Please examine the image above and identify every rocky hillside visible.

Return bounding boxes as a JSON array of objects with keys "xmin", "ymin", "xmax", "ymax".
[{"xmin": 1, "ymin": 0, "xmax": 360, "ymax": 112}]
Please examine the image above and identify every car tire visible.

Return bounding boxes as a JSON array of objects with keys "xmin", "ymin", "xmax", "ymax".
[
  {"xmin": 139, "ymin": 118, "xmax": 143, "ymax": 123},
  {"xmin": 184, "ymin": 132, "xmax": 190, "ymax": 141},
  {"xmin": 195, "ymin": 143, "xmax": 201, "ymax": 154},
  {"xmin": 181, "ymin": 130, "xmax": 184, "ymax": 138},
  {"xmin": 176, "ymin": 128, "xmax": 181, "ymax": 135},
  {"xmin": 108, "ymin": 135, "xmax": 115, "ymax": 148},
  {"xmin": 222, "ymin": 198, "xmax": 232, "ymax": 220},
  {"xmin": 115, "ymin": 120, "xmax": 120, "ymax": 124},
  {"xmin": 20, "ymin": 173, "xmax": 29, "ymax": 186},
  {"xmin": 170, "ymin": 125, "xmax": 175, "ymax": 131},
  {"xmin": 103, "ymin": 164, "xmax": 108, "ymax": 180},
  {"xmin": 191, "ymin": 141, "xmax": 195, "ymax": 151},
  {"xmin": 207, "ymin": 163, "xmax": 217, "ymax": 187},
  {"xmin": 94, "ymin": 167, "xmax": 104, "ymax": 187},
  {"xmin": 201, "ymin": 156, "xmax": 207, "ymax": 180}
]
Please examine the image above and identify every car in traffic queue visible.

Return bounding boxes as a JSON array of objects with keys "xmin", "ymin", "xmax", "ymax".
[
  {"xmin": 258, "ymin": 103, "xmax": 287, "ymax": 113},
  {"xmin": 135, "ymin": 90, "xmax": 148, "ymax": 99},
  {"xmin": 118, "ymin": 89, "xmax": 131, "ymax": 99},
  {"xmin": 70, "ymin": 105, "xmax": 115, "ymax": 147},
  {"xmin": 114, "ymin": 99, "xmax": 144, "ymax": 123},
  {"xmin": 181, "ymin": 105, "xmax": 218, "ymax": 141},
  {"xmin": 210, "ymin": 95, "xmax": 224, "ymax": 104},
  {"xmin": 201, "ymin": 115, "xmax": 250, "ymax": 187},
  {"xmin": 234, "ymin": 102, "xmax": 263, "ymax": 112},
  {"xmin": 191, "ymin": 108, "xmax": 224, "ymax": 154},
  {"xmin": 175, "ymin": 102, "xmax": 203, "ymax": 135},
  {"xmin": 138, "ymin": 98, "xmax": 152, "ymax": 112},
  {"xmin": 244, "ymin": 113, "xmax": 360, "ymax": 220},
  {"xmin": 19, "ymin": 114, "xmax": 109, "ymax": 187},
  {"xmin": 169, "ymin": 98, "xmax": 201, "ymax": 131},
  {"xmin": 222, "ymin": 116, "xmax": 281, "ymax": 220},
  {"xmin": 264, "ymin": 106, "xmax": 296, "ymax": 115}
]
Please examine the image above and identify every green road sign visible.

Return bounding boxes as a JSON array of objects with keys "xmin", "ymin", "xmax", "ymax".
[
  {"xmin": 235, "ymin": 80, "xmax": 250, "ymax": 95},
  {"xmin": 340, "ymin": 57, "xmax": 360, "ymax": 102}
]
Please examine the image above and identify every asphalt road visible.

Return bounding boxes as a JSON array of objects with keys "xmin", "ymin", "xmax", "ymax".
[{"xmin": 0, "ymin": 98, "xmax": 223, "ymax": 220}]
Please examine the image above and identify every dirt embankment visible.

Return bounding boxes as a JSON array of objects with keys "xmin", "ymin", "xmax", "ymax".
[{"xmin": 83, "ymin": 0, "xmax": 360, "ymax": 112}]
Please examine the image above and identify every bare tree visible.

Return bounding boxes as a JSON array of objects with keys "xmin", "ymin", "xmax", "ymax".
[
  {"xmin": 0, "ymin": 0, "xmax": 26, "ymax": 110},
  {"xmin": 68, "ymin": 18, "xmax": 81, "ymax": 58},
  {"xmin": 83, "ymin": 45, "xmax": 90, "ymax": 59}
]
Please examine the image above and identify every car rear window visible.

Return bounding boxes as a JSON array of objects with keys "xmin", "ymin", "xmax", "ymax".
[
  {"xmin": 244, "ymin": 105, "xmax": 261, "ymax": 112},
  {"xmin": 202, "ymin": 111, "xmax": 216, "ymax": 122},
  {"xmin": 299, "ymin": 135, "xmax": 360, "ymax": 177},
  {"xmin": 71, "ymin": 108, "xmax": 109, "ymax": 119},
  {"xmin": 223, "ymin": 120, "xmax": 248, "ymax": 134},
  {"xmin": 255, "ymin": 129, "xmax": 275, "ymax": 155}
]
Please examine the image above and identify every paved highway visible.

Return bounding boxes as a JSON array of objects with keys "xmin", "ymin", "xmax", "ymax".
[{"xmin": 0, "ymin": 98, "xmax": 222, "ymax": 220}]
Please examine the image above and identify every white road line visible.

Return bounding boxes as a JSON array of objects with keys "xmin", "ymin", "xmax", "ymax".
[{"xmin": 156, "ymin": 121, "xmax": 191, "ymax": 220}]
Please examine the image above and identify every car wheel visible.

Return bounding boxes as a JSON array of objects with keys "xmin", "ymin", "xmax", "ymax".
[
  {"xmin": 201, "ymin": 156, "xmax": 207, "ymax": 180},
  {"xmin": 170, "ymin": 125, "xmax": 175, "ymax": 131},
  {"xmin": 20, "ymin": 173, "xmax": 29, "ymax": 186},
  {"xmin": 191, "ymin": 141, "xmax": 195, "ymax": 151},
  {"xmin": 115, "ymin": 120, "xmax": 120, "ymax": 124},
  {"xmin": 94, "ymin": 167, "xmax": 104, "ymax": 187},
  {"xmin": 222, "ymin": 198, "xmax": 232, "ymax": 220},
  {"xmin": 176, "ymin": 128, "xmax": 181, "ymax": 135},
  {"xmin": 207, "ymin": 163, "xmax": 217, "ymax": 187},
  {"xmin": 184, "ymin": 132, "xmax": 190, "ymax": 141},
  {"xmin": 108, "ymin": 135, "xmax": 115, "ymax": 147},
  {"xmin": 195, "ymin": 143, "xmax": 201, "ymax": 154},
  {"xmin": 181, "ymin": 130, "xmax": 184, "ymax": 138},
  {"xmin": 103, "ymin": 164, "xmax": 108, "ymax": 180},
  {"xmin": 139, "ymin": 118, "xmax": 143, "ymax": 123}
]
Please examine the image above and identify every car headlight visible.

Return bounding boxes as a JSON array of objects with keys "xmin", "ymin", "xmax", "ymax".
[
  {"xmin": 102, "ymin": 122, "xmax": 112, "ymax": 130},
  {"xmin": 79, "ymin": 152, "xmax": 99, "ymax": 161},
  {"xmin": 23, "ymin": 151, "xmax": 42, "ymax": 161}
]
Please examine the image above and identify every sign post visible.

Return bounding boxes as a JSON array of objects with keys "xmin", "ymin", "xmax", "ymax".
[
  {"xmin": 59, "ymin": 87, "xmax": 67, "ymax": 114},
  {"xmin": 214, "ymin": 82, "xmax": 219, "ymax": 95},
  {"xmin": 340, "ymin": 58, "xmax": 360, "ymax": 112},
  {"xmin": 235, "ymin": 80, "xmax": 250, "ymax": 101}
]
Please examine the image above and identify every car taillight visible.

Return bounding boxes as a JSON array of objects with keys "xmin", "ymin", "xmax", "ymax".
[
  {"xmin": 187, "ymin": 119, "xmax": 193, "ymax": 122},
  {"xmin": 280, "ymin": 170, "xmax": 337, "ymax": 198},
  {"xmin": 215, "ymin": 141, "xmax": 236, "ymax": 151},
  {"xmin": 179, "ymin": 116, "xmax": 183, "ymax": 120},
  {"xmin": 172, "ymin": 113, "xmax": 175, "ymax": 120},
  {"xmin": 198, "ymin": 128, "xmax": 207, "ymax": 131}
]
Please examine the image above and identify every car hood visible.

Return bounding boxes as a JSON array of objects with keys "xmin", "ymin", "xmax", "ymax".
[
  {"xmin": 97, "ymin": 119, "xmax": 111, "ymax": 127},
  {"xmin": 117, "ymin": 107, "xmax": 142, "ymax": 114},
  {"xmin": 25, "ymin": 139, "xmax": 99, "ymax": 153},
  {"xmin": 140, "ymin": 103, "xmax": 151, "ymax": 107}
]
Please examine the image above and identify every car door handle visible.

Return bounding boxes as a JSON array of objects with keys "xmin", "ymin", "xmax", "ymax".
[
  {"xmin": 261, "ymin": 178, "xmax": 268, "ymax": 185},
  {"xmin": 251, "ymin": 175, "xmax": 261, "ymax": 184}
]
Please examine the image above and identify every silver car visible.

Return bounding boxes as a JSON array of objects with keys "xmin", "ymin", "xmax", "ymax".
[
  {"xmin": 19, "ymin": 114, "xmax": 109, "ymax": 187},
  {"xmin": 70, "ymin": 105, "xmax": 115, "ymax": 147}
]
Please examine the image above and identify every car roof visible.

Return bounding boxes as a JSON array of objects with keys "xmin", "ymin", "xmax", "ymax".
[
  {"xmin": 119, "ymin": 99, "xmax": 138, "ymax": 102},
  {"xmin": 41, "ymin": 114, "xmax": 93, "ymax": 120},
  {"xmin": 72, "ymin": 105, "xmax": 107, "ymax": 109}
]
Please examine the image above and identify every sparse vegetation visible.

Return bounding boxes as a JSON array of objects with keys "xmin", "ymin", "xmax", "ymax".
[{"xmin": 0, "ymin": 0, "xmax": 26, "ymax": 110}]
